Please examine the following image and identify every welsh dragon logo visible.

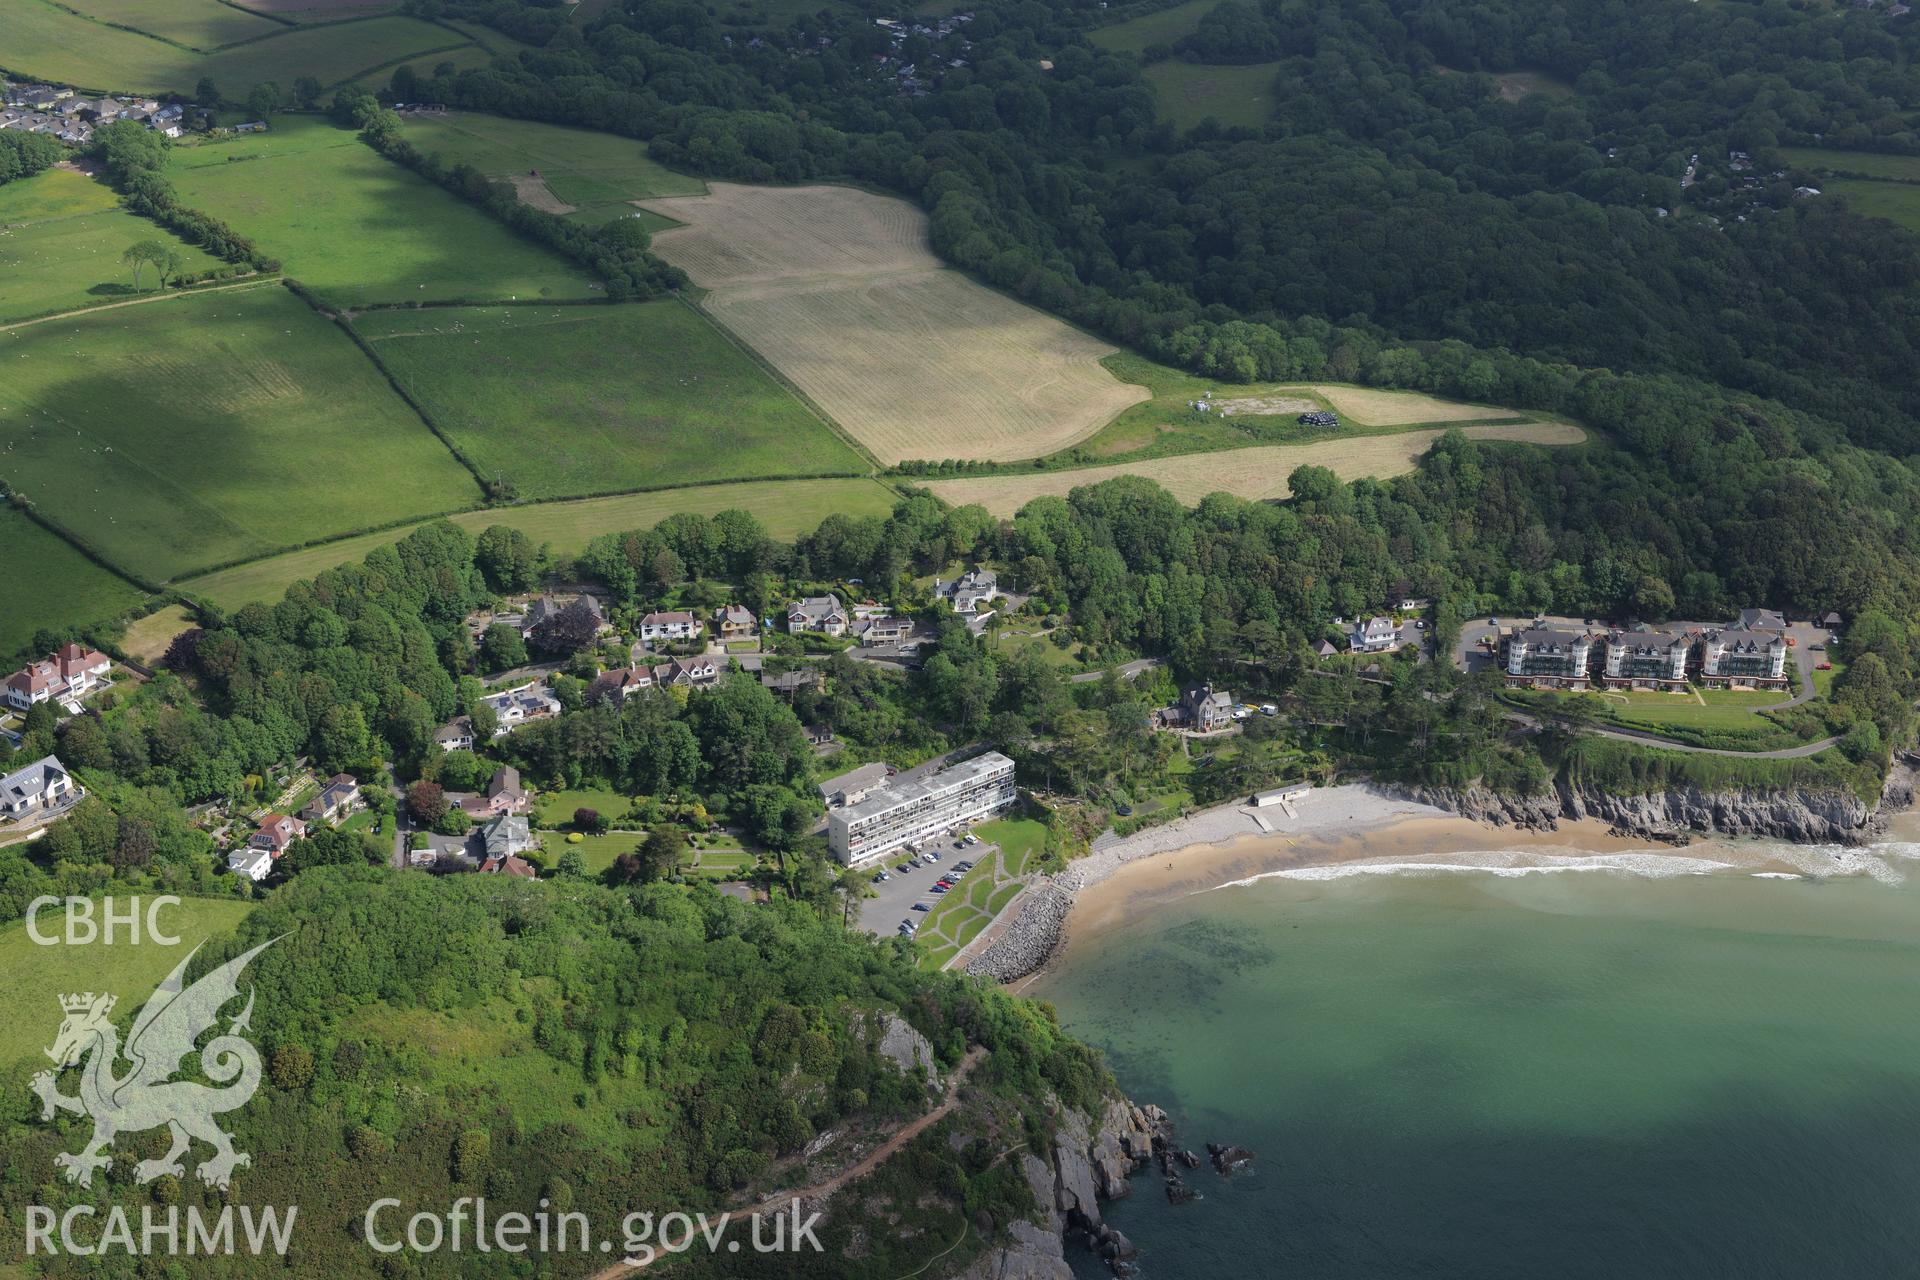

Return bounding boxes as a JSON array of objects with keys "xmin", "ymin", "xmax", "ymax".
[{"xmin": 30, "ymin": 937, "xmax": 280, "ymax": 1191}]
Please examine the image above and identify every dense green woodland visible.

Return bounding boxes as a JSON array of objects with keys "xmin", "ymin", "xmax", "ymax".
[{"xmin": 1, "ymin": 869, "xmax": 1100, "ymax": 1277}]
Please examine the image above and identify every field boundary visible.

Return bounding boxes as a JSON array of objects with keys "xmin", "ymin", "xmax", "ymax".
[
  {"xmin": 671, "ymin": 293, "xmax": 882, "ymax": 473},
  {"xmin": 280, "ymin": 278, "xmax": 497, "ymax": 498}
]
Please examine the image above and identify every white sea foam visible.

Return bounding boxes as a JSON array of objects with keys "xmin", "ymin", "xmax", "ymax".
[{"xmin": 1205, "ymin": 847, "xmax": 1734, "ymax": 890}]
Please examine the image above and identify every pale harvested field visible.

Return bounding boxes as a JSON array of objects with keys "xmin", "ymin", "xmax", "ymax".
[
  {"xmin": 637, "ymin": 183, "xmax": 1147, "ymax": 464},
  {"xmin": 120, "ymin": 604, "xmax": 194, "ymax": 664},
  {"xmin": 1312, "ymin": 385, "xmax": 1512, "ymax": 425},
  {"xmin": 926, "ymin": 422, "xmax": 1587, "ymax": 516}
]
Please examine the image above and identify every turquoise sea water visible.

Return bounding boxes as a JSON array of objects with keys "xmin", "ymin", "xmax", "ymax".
[{"xmin": 1033, "ymin": 866, "xmax": 1920, "ymax": 1279}]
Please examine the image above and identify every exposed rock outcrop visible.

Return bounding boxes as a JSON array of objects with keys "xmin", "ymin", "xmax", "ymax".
[
  {"xmin": 1398, "ymin": 776, "xmax": 1877, "ymax": 845},
  {"xmin": 851, "ymin": 1010, "xmax": 942, "ymax": 1091},
  {"xmin": 966, "ymin": 1097, "xmax": 1173, "ymax": 1280}
]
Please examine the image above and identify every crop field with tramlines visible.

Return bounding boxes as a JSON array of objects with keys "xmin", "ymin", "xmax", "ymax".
[
  {"xmin": 638, "ymin": 182, "xmax": 1147, "ymax": 464},
  {"xmin": 354, "ymin": 300, "xmax": 865, "ymax": 499},
  {"xmin": 0, "ymin": 284, "xmax": 477, "ymax": 582}
]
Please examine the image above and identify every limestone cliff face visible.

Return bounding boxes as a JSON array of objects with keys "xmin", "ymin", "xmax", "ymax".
[
  {"xmin": 1397, "ymin": 776, "xmax": 1877, "ymax": 845},
  {"xmin": 964, "ymin": 1096, "xmax": 1168, "ymax": 1280}
]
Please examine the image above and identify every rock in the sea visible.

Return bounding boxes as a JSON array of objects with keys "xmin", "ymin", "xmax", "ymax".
[{"xmin": 1207, "ymin": 1143, "xmax": 1256, "ymax": 1175}]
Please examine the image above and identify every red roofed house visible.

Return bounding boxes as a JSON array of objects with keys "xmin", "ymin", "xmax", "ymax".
[
  {"xmin": 5, "ymin": 643, "xmax": 112, "ymax": 711},
  {"xmin": 248, "ymin": 813, "xmax": 306, "ymax": 858}
]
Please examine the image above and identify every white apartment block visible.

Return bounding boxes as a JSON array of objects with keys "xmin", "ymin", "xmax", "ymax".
[{"xmin": 828, "ymin": 752, "xmax": 1016, "ymax": 866}]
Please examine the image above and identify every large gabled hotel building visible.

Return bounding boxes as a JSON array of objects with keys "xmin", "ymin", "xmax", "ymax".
[{"xmin": 828, "ymin": 752, "xmax": 1017, "ymax": 865}]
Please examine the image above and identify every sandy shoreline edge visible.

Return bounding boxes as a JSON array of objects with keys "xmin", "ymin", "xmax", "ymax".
[{"xmin": 971, "ymin": 784, "xmax": 1902, "ymax": 991}]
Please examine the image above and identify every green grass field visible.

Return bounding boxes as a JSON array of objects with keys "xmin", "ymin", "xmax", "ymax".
[
  {"xmin": 1144, "ymin": 60, "xmax": 1279, "ymax": 130},
  {"xmin": 0, "ymin": 283, "xmax": 480, "ymax": 582},
  {"xmin": 0, "ymin": 507, "xmax": 147, "ymax": 659},
  {"xmin": 398, "ymin": 112, "xmax": 706, "ymax": 227},
  {"xmin": 1090, "ymin": 0, "xmax": 1218, "ymax": 53},
  {"xmin": 1777, "ymin": 147, "xmax": 1920, "ymax": 182},
  {"xmin": 0, "ymin": 167, "xmax": 225, "ymax": 325},
  {"xmin": 355, "ymin": 302, "xmax": 866, "ymax": 499},
  {"xmin": 0, "ymin": 896, "xmax": 256, "ymax": 1069},
  {"xmin": 169, "ymin": 118, "xmax": 593, "ymax": 308},
  {"xmin": 61, "ymin": 0, "xmax": 285, "ymax": 50},
  {"xmin": 176, "ymin": 476, "xmax": 901, "ymax": 608},
  {"xmin": 1, "ymin": 2, "xmax": 470, "ymax": 97},
  {"xmin": 1822, "ymin": 179, "xmax": 1920, "ymax": 234}
]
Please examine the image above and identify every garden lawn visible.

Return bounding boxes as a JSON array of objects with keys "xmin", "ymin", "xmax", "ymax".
[
  {"xmin": 175, "ymin": 476, "xmax": 901, "ymax": 608},
  {"xmin": 0, "ymin": 283, "xmax": 480, "ymax": 582},
  {"xmin": 0, "ymin": 897, "xmax": 255, "ymax": 1069},
  {"xmin": 168, "ymin": 118, "xmax": 593, "ymax": 309},
  {"xmin": 0, "ymin": 167, "xmax": 222, "ymax": 324},
  {"xmin": 0, "ymin": 3, "xmax": 471, "ymax": 97},
  {"xmin": 354, "ymin": 301, "xmax": 865, "ymax": 498},
  {"xmin": 398, "ymin": 111, "xmax": 705, "ymax": 226},
  {"xmin": 0, "ymin": 507, "xmax": 147, "ymax": 660}
]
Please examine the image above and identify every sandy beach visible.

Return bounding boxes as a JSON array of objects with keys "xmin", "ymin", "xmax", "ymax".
[{"xmin": 984, "ymin": 783, "xmax": 1913, "ymax": 990}]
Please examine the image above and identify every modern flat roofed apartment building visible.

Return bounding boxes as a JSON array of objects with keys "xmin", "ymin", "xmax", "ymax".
[{"xmin": 828, "ymin": 752, "xmax": 1016, "ymax": 865}]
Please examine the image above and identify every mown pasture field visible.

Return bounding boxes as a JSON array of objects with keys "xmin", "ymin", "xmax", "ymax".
[
  {"xmin": 169, "ymin": 118, "xmax": 593, "ymax": 308},
  {"xmin": 638, "ymin": 183, "xmax": 1148, "ymax": 464},
  {"xmin": 926, "ymin": 422, "xmax": 1587, "ymax": 516},
  {"xmin": 59, "ymin": 0, "xmax": 285, "ymax": 50},
  {"xmin": 176, "ymin": 476, "xmax": 902, "ymax": 608},
  {"xmin": 1089, "ymin": 0, "xmax": 1217, "ymax": 53},
  {"xmin": 356, "ymin": 301, "xmax": 865, "ymax": 499},
  {"xmin": 0, "ymin": 284, "xmax": 479, "ymax": 582},
  {"xmin": 398, "ymin": 111, "xmax": 705, "ymax": 227},
  {"xmin": 1, "ymin": 2, "xmax": 469, "ymax": 97},
  {"xmin": 1144, "ymin": 60, "xmax": 1280, "ymax": 131},
  {"xmin": 0, "ymin": 506, "xmax": 147, "ymax": 659},
  {"xmin": 0, "ymin": 897, "xmax": 256, "ymax": 1069},
  {"xmin": 0, "ymin": 167, "xmax": 224, "ymax": 325}
]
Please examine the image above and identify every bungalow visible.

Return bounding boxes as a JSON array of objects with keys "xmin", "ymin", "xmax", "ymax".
[
  {"xmin": 639, "ymin": 610, "xmax": 702, "ymax": 643},
  {"xmin": 521, "ymin": 593, "xmax": 611, "ymax": 648},
  {"xmin": 713, "ymin": 604, "xmax": 757, "ymax": 639},
  {"xmin": 1349, "ymin": 616, "xmax": 1399, "ymax": 653},
  {"xmin": 651, "ymin": 656, "xmax": 720, "ymax": 688},
  {"xmin": 226, "ymin": 846, "xmax": 275, "ymax": 882},
  {"xmin": 482, "ymin": 682, "xmax": 562, "ymax": 734},
  {"xmin": 5, "ymin": 642, "xmax": 112, "ymax": 711},
  {"xmin": 820, "ymin": 761, "xmax": 891, "ymax": 809},
  {"xmin": 249, "ymin": 813, "xmax": 305, "ymax": 857},
  {"xmin": 0, "ymin": 755, "xmax": 79, "ymax": 821},
  {"xmin": 1700, "ymin": 629, "xmax": 1789, "ymax": 689},
  {"xmin": 434, "ymin": 716, "xmax": 476, "ymax": 752},
  {"xmin": 462, "ymin": 765, "xmax": 530, "ymax": 819},
  {"xmin": 301, "ymin": 773, "xmax": 362, "ymax": 825},
  {"xmin": 937, "ymin": 568, "xmax": 1002, "ymax": 616},
  {"xmin": 1601, "ymin": 631, "xmax": 1691, "ymax": 691},
  {"xmin": 788, "ymin": 595, "xmax": 850, "ymax": 636},
  {"xmin": 762, "ymin": 668, "xmax": 821, "ymax": 696},
  {"xmin": 1504, "ymin": 628, "xmax": 1595, "ymax": 690}
]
